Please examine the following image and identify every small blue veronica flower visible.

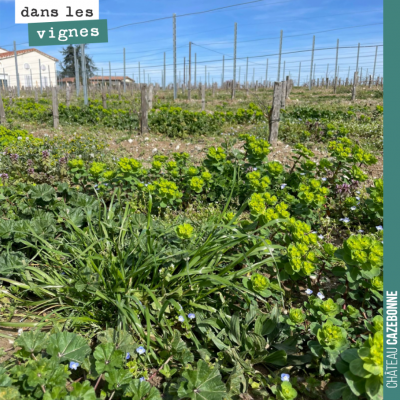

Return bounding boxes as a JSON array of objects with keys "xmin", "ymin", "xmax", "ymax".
[
  {"xmin": 318, "ymin": 235, "xmax": 324, "ymax": 239},
  {"xmin": 300, "ymin": 173, "xmax": 305, "ymax": 176},
  {"xmin": 136, "ymin": 346, "xmax": 146, "ymax": 355},
  {"xmin": 126, "ymin": 352, "xmax": 130, "ymax": 360},
  {"xmin": 305, "ymin": 289, "xmax": 313, "ymax": 295},
  {"xmin": 317, "ymin": 292, "xmax": 325, "ymax": 300},
  {"xmin": 356, "ymin": 196, "xmax": 360, "ymax": 200},
  {"xmin": 178, "ymin": 315, "xmax": 185, "ymax": 322},
  {"xmin": 358, "ymin": 229, "xmax": 364, "ymax": 233},
  {"xmin": 350, "ymin": 206, "xmax": 356, "ymax": 211},
  {"xmin": 281, "ymin": 373, "xmax": 290, "ymax": 382},
  {"xmin": 281, "ymin": 184, "xmax": 287, "ymax": 189},
  {"xmin": 188, "ymin": 313, "xmax": 196, "ymax": 319},
  {"xmin": 340, "ymin": 217, "xmax": 350, "ymax": 223},
  {"xmin": 139, "ymin": 377, "xmax": 145, "ymax": 382},
  {"xmin": 69, "ymin": 361, "xmax": 79, "ymax": 370},
  {"xmin": 321, "ymin": 177, "xmax": 327, "ymax": 181},
  {"xmin": 376, "ymin": 225, "xmax": 383, "ymax": 231}
]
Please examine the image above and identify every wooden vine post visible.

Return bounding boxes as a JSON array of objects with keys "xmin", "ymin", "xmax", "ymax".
[
  {"xmin": 285, "ymin": 76, "xmax": 290, "ymax": 99},
  {"xmin": 280, "ymin": 80, "xmax": 287, "ymax": 109},
  {"xmin": 140, "ymin": 84, "xmax": 148, "ymax": 134},
  {"xmin": 66, "ymin": 86, "xmax": 71, "ymax": 107},
  {"xmin": 52, "ymin": 87, "xmax": 59, "ymax": 129},
  {"xmin": 352, "ymin": 71, "xmax": 358, "ymax": 102},
  {"xmin": 148, "ymin": 84, "xmax": 153, "ymax": 110},
  {"xmin": 0, "ymin": 94, "xmax": 6, "ymax": 125},
  {"xmin": 201, "ymin": 83, "xmax": 206, "ymax": 111},
  {"xmin": 268, "ymin": 82, "xmax": 282, "ymax": 145},
  {"xmin": 102, "ymin": 85, "xmax": 107, "ymax": 109}
]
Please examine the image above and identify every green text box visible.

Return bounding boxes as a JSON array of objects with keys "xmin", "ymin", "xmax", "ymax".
[{"xmin": 28, "ymin": 19, "xmax": 108, "ymax": 46}]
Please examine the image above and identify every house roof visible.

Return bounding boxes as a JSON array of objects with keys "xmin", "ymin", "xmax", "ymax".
[
  {"xmin": 90, "ymin": 76, "xmax": 134, "ymax": 82},
  {"xmin": 61, "ymin": 77, "xmax": 75, "ymax": 82},
  {"xmin": 0, "ymin": 48, "xmax": 58, "ymax": 62}
]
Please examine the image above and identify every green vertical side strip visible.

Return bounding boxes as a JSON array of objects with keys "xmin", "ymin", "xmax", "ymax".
[{"xmin": 384, "ymin": 1, "xmax": 400, "ymax": 399}]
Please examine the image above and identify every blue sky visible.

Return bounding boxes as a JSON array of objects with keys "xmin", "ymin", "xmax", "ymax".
[{"xmin": 0, "ymin": 0, "xmax": 383, "ymax": 85}]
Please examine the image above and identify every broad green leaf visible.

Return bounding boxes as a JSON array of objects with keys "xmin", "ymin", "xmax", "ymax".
[
  {"xmin": 124, "ymin": 379, "xmax": 162, "ymax": 400},
  {"xmin": 225, "ymin": 364, "xmax": 246, "ymax": 396},
  {"xmin": 47, "ymin": 332, "xmax": 91, "ymax": 363},
  {"xmin": 335, "ymin": 357, "xmax": 350, "ymax": 374},
  {"xmin": 0, "ymin": 386, "xmax": 20, "ymax": 400},
  {"xmin": 29, "ymin": 184, "xmax": 56, "ymax": 202},
  {"xmin": 0, "ymin": 368, "xmax": 11, "ymax": 387},
  {"xmin": 341, "ymin": 349, "xmax": 359, "ymax": 364},
  {"xmin": 263, "ymin": 350, "xmax": 287, "ymax": 366},
  {"xmin": 344, "ymin": 371, "xmax": 366, "ymax": 396},
  {"xmin": 365, "ymin": 375, "xmax": 382, "ymax": 399},
  {"xmin": 349, "ymin": 358, "xmax": 370, "ymax": 378},
  {"xmin": 177, "ymin": 360, "xmax": 226, "ymax": 400},
  {"xmin": 15, "ymin": 331, "xmax": 47, "ymax": 354},
  {"xmin": 273, "ymin": 337, "xmax": 298, "ymax": 355},
  {"xmin": 93, "ymin": 343, "xmax": 124, "ymax": 374},
  {"xmin": 26, "ymin": 357, "xmax": 69, "ymax": 389},
  {"xmin": 170, "ymin": 330, "xmax": 194, "ymax": 364},
  {"xmin": 325, "ymin": 382, "xmax": 347, "ymax": 400},
  {"xmin": 97, "ymin": 328, "xmax": 136, "ymax": 353},
  {"xmin": 342, "ymin": 387, "xmax": 359, "ymax": 400},
  {"xmin": 65, "ymin": 381, "xmax": 97, "ymax": 400},
  {"xmin": 254, "ymin": 314, "xmax": 276, "ymax": 336},
  {"xmin": 104, "ymin": 369, "xmax": 132, "ymax": 390},
  {"xmin": 43, "ymin": 386, "xmax": 69, "ymax": 400},
  {"xmin": 228, "ymin": 313, "xmax": 241, "ymax": 345},
  {"xmin": 0, "ymin": 251, "xmax": 28, "ymax": 277}
]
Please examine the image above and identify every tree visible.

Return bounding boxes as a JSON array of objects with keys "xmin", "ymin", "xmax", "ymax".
[{"xmin": 59, "ymin": 44, "xmax": 97, "ymax": 80}]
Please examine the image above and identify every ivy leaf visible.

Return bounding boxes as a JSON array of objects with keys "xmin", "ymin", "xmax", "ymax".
[
  {"xmin": 124, "ymin": 379, "xmax": 162, "ymax": 400},
  {"xmin": 93, "ymin": 343, "xmax": 124, "ymax": 374},
  {"xmin": 104, "ymin": 369, "xmax": 132, "ymax": 390},
  {"xmin": 65, "ymin": 381, "xmax": 97, "ymax": 400},
  {"xmin": 15, "ymin": 331, "xmax": 47, "ymax": 354},
  {"xmin": 177, "ymin": 360, "xmax": 226, "ymax": 400},
  {"xmin": 46, "ymin": 332, "xmax": 91, "ymax": 363}
]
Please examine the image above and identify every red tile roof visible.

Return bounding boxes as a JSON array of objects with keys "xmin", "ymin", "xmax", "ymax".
[
  {"xmin": 90, "ymin": 76, "xmax": 134, "ymax": 82},
  {"xmin": 0, "ymin": 48, "xmax": 58, "ymax": 62},
  {"xmin": 61, "ymin": 77, "xmax": 75, "ymax": 82}
]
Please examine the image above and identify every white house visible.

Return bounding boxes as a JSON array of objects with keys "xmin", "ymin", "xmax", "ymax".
[{"xmin": 0, "ymin": 47, "xmax": 58, "ymax": 90}]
